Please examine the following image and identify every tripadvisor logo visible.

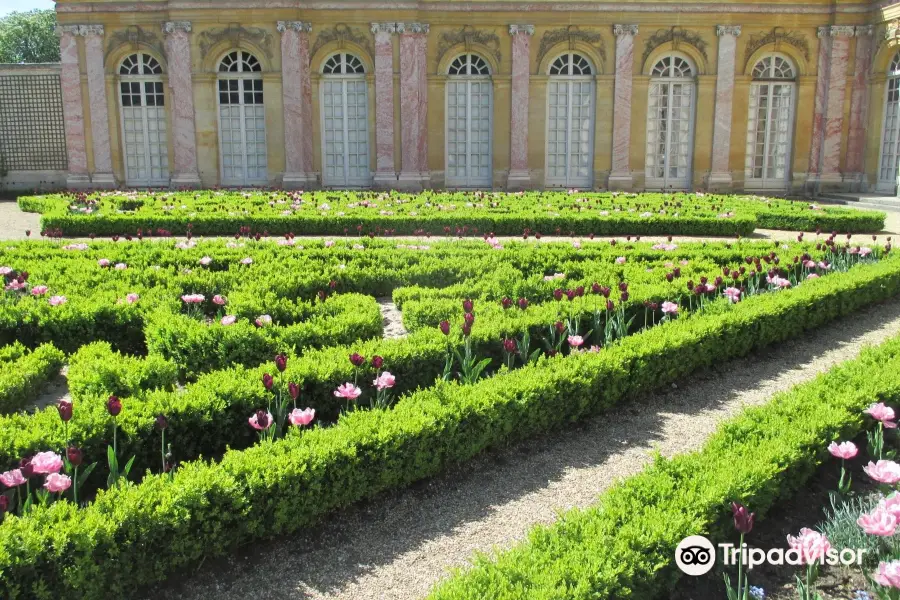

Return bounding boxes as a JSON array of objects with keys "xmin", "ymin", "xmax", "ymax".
[{"xmin": 675, "ymin": 535, "xmax": 866, "ymax": 576}]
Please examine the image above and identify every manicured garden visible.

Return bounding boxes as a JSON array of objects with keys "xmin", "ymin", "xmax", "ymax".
[
  {"xmin": 16, "ymin": 189, "xmax": 887, "ymax": 237},
  {"xmin": 0, "ymin": 230, "xmax": 898, "ymax": 598}
]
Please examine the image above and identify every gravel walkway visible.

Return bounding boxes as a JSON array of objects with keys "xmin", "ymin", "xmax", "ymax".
[
  {"xmin": 377, "ymin": 297, "xmax": 408, "ymax": 339},
  {"xmin": 151, "ymin": 299, "xmax": 900, "ymax": 600}
]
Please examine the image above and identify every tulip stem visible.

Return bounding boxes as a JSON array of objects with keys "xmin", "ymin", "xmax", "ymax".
[
  {"xmin": 161, "ymin": 429, "xmax": 166, "ymax": 474},
  {"xmin": 72, "ymin": 465, "xmax": 78, "ymax": 505}
]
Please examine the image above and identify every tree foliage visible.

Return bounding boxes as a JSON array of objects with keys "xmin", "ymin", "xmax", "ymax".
[{"xmin": 0, "ymin": 9, "xmax": 59, "ymax": 64}]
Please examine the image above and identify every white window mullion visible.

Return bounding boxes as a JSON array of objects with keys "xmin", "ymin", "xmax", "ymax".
[
  {"xmin": 140, "ymin": 83, "xmax": 153, "ymax": 183},
  {"xmin": 465, "ymin": 80, "xmax": 473, "ymax": 186},
  {"xmin": 566, "ymin": 80, "xmax": 574, "ymax": 185},
  {"xmin": 342, "ymin": 79, "xmax": 350, "ymax": 184}
]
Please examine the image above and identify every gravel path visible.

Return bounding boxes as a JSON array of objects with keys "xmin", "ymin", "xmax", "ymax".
[
  {"xmin": 151, "ymin": 299, "xmax": 900, "ymax": 600},
  {"xmin": 26, "ymin": 365, "xmax": 70, "ymax": 413},
  {"xmin": 377, "ymin": 297, "xmax": 408, "ymax": 339}
]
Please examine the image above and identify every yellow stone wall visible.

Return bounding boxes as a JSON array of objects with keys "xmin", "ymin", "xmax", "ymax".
[{"xmin": 56, "ymin": 0, "xmax": 892, "ymax": 193}]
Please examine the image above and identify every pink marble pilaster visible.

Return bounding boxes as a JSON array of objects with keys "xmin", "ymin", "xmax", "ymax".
[
  {"xmin": 610, "ymin": 24, "xmax": 638, "ymax": 189},
  {"xmin": 845, "ymin": 25, "xmax": 873, "ymax": 180},
  {"xmin": 163, "ymin": 21, "xmax": 201, "ymax": 187},
  {"xmin": 709, "ymin": 25, "xmax": 741, "ymax": 189},
  {"xmin": 56, "ymin": 25, "xmax": 89, "ymax": 187},
  {"xmin": 808, "ymin": 27, "xmax": 832, "ymax": 179},
  {"xmin": 371, "ymin": 22, "xmax": 397, "ymax": 187},
  {"xmin": 821, "ymin": 26, "xmax": 853, "ymax": 178},
  {"xmin": 83, "ymin": 25, "xmax": 115, "ymax": 186},
  {"xmin": 397, "ymin": 22, "xmax": 430, "ymax": 189},
  {"xmin": 278, "ymin": 21, "xmax": 316, "ymax": 188},
  {"xmin": 508, "ymin": 24, "xmax": 534, "ymax": 189}
]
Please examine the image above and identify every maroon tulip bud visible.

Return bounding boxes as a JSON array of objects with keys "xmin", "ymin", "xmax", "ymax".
[
  {"xmin": 555, "ymin": 321, "xmax": 565, "ymax": 334},
  {"xmin": 591, "ymin": 282, "xmax": 601, "ymax": 294},
  {"xmin": 255, "ymin": 409, "xmax": 270, "ymax": 429},
  {"xmin": 723, "ymin": 266, "xmax": 730, "ymax": 276},
  {"xmin": 731, "ymin": 502, "xmax": 755, "ymax": 534},
  {"xmin": 621, "ymin": 291, "xmax": 630, "ymax": 302},
  {"xmin": 618, "ymin": 281, "xmax": 628, "ymax": 292},
  {"xmin": 262, "ymin": 373, "xmax": 274, "ymax": 390},
  {"xmin": 439, "ymin": 320, "xmax": 451, "ymax": 335},
  {"xmin": 553, "ymin": 288, "xmax": 563, "ymax": 301},
  {"xmin": 464, "ymin": 312, "xmax": 475, "ymax": 325},
  {"xmin": 65, "ymin": 446, "xmax": 83, "ymax": 467},
  {"xmin": 731, "ymin": 270, "xmax": 740, "ymax": 280},
  {"xmin": 0, "ymin": 494, "xmax": 8, "ymax": 514},
  {"xmin": 686, "ymin": 280, "xmax": 695, "ymax": 291},
  {"xmin": 501, "ymin": 297, "xmax": 512, "ymax": 309},
  {"xmin": 24, "ymin": 230, "xmax": 31, "ymax": 237},
  {"xmin": 665, "ymin": 272, "xmax": 673, "ymax": 282},
  {"xmin": 19, "ymin": 457, "xmax": 33, "ymax": 479},
  {"xmin": 547, "ymin": 349, "xmax": 558, "ymax": 357},
  {"xmin": 329, "ymin": 280, "xmax": 337, "ymax": 290},
  {"xmin": 274, "ymin": 354, "xmax": 287, "ymax": 372},
  {"xmin": 349, "ymin": 352, "xmax": 366, "ymax": 367},
  {"xmin": 739, "ymin": 266, "xmax": 746, "ymax": 275},
  {"xmin": 714, "ymin": 276, "xmax": 723, "ymax": 288},
  {"xmin": 503, "ymin": 338, "xmax": 517, "ymax": 353},
  {"xmin": 288, "ymin": 382, "xmax": 300, "ymax": 400},
  {"xmin": 576, "ymin": 286, "xmax": 585, "ymax": 297},
  {"xmin": 566, "ymin": 289, "xmax": 576, "ymax": 301},
  {"xmin": 517, "ymin": 297, "xmax": 528, "ymax": 310},
  {"xmin": 57, "ymin": 399, "xmax": 73, "ymax": 422},
  {"xmin": 650, "ymin": 302, "xmax": 658, "ymax": 311},
  {"xmin": 107, "ymin": 395, "xmax": 122, "ymax": 417},
  {"xmin": 461, "ymin": 321, "xmax": 472, "ymax": 337},
  {"xmin": 318, "ymin": 290, "xmax": 327, "ymax": 302},
  {"xmin": 610, "ymin": 239, "xmax": 617, "ymax": 246},
  {"xmin": 155, "ymin": 414, "xmax": 168, "ymax": 431},
  {"xmin": 673, "ymin": 267, "xmax": 681, "ymax": 278},
  {"xmin": 462, "ymin": 299, "xmax": 474, "ymax": 313},
  {"xmin": 700, "ymin": 276, "xmax": 708, "ymax": 285},
  {"xmin": 371, "ymin": 355, "xmax": 384, "ymax": 369},
  {"xmin": 606, "ymin": 299, "xmax": 615, "ymax": 311},
  {"xmin": 744, "ymin": 256, "xmax": 753, "ymax": 265}
]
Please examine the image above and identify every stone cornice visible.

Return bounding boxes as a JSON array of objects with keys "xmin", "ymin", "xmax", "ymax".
[
  {"xmin": 396, "ymin": 22, "xmax": 429, "ymax": 34},
  {"xmin": 277, "ymin": 21, "xmax": 312, "ymax": 33},
  {"xmin": 370, "ymin": 22, "xmax": 397, "ymax": 34},
  {"xmin": 56, "ymin": 24, "xmax": 104, "ymax": 36}
]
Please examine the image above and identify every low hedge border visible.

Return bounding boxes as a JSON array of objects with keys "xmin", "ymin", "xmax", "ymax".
[
  {"xmin": 1, "ymin": 248, "xmax": 900, "ymax": 598},
  {"xmin": 0, "ymin": 343, "xmax": 64, "ymax": 414},
  {"xmin": 427, "ymin": 332, "xmax": 900, "ymax": 600}
]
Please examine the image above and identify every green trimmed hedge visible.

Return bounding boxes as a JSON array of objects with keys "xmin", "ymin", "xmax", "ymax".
[
  {"xmin": 0, "ymin": 343, "xmax": 64, "ymax": 414},
  {"xmin": 427, "ymin": 333, "xmax": 900, "ymax": 600},
  {"xmin": 1, "ymin": 249, "xmax": 899, "ymax": 598},
  {"xmin": 66, "ymin": 342, "xmax": 178, "ymax": 401}
]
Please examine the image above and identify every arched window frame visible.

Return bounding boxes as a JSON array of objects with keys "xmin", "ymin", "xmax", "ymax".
[
  {"xmin": 319, "ymin": 51, "xmax": 372, "ymax": 187},
  {"xmin": 645, "ymin": 53, "xmax": 697, "ymax": 190},
  {"xmin": 744, "ymin": 53, "xmax": 798, "ymax": 191},
  {"xmin": 117, "ymin": 52, "xmax": 169, "ymax": 186},
  {"xmin": 216, "ymin": 50, "xmax": 268, "ymax": 186},
  {"xmin": 444, "ymin": 53, "xmax": 494, "ymax": 188}
]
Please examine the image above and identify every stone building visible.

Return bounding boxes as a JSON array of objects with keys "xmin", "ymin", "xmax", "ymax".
[{"xmin": 48, "ymin": 0, "xmax": 900, "ymax": 194}]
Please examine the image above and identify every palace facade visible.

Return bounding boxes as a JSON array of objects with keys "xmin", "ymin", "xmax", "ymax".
[{"xmin": 52, "ymin": 0, "xmax": 900, "ymax": 194}]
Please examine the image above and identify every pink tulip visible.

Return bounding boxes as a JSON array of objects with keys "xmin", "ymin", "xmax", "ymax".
[
  {"xmin": 125, "ymin": 293, "xmax": 139, "ymax": 304},
  {"xmin": 865, "ymin": 460, "xmax": 900, "ymax": 484},
  {"xmin": 248, "ymin": 410, "xmax": 273, "ymax": 430},
  {"xmin": 786, "ymin": 528, "xmax": 831, "ymax": 564},
  {"xmin": 873, "ymin": 561, "xmax": 900, "ymax": 589},
  {"xmin": 241, "ymin": 257, "xmax": 253, "ymax": 265},
  {"xmin": 881, "ymin": 493, "xmax": 900, "ymax": 519},
  {"xmin": 30, "ymin": 285, "xmax": 48, "ymax": 296},
  {"xmin": 661, "ymin": 301, "xmax": 679, "ymax": 315},
  {"xmin": 114, "ymin": 263, "xmax": 127, "ymax": 270},
  {"xmin": 288, "ymin": 408, "xmax": 315, "ymax": 427},
  {"xmin": 324, "ymin": 240, "xmax": 335, "ymax": 247},
  {"xmin": 615, "ymin": 256, "xmax": 626, "ymax": 264},
  {"xmin": 98, "ymin": 259, "xmax": 110, "ymax": 267},
  {"xmin": 807, "ymin": 273, "xmax": 820, "ymax": 279},
  {"xmin": 30, "ymin": 451, "xmax": 64, "ymax": 475},
  {"xmin": 48, "ymin": 295, "xmax": 67, "ymax": 306},
  {"xmin": 567, "ymin": 335, "xmax": 584, "ymax": 348},
  {"xmin": 858, "ymin": 507, "xmax": 898, "ymax": 536},
  {"xmin": 181, "ymin": 293, "xmax": 205, "ymax": 304},
  {"xmin": 5, "ymin": 280, "xmax": 25, "ymax": 291},
  {"xmin": 0, "ymin": 266, "xmax": 10, "ymax": 275},
  {"xmin": 255, "ymin": 314, "xmax": 272, "ymax": 327},
  {"xmin": 373, "ymin": 372, "xmax": 396, "ymax": 391},
  {"xmin": 220, "ymin": 315, "xmax": 236, "ymax": 326},
  {"xmin": 723, "ymin": 287, "xmax": 741, "ymax": 303},
  {"xmin": 866, "ymin": 403, "xmax": 898, "ymax": 428},
  {"xmin": 334, "ymin": 383, "xmax": 362, "ymax": 400},
  {"xmin": 213, "ymin": 295, "xmax": 227, "ymax": 306},
  {"xmin": 827, "ymin": 441, "xmax": 858, "ymax": 460},
  {"xmin": 199, "ymin": 256, "xmax": 213, "ymax": 266},
  {"xmin": 0, "ymin": 468, "xmax": 26, "ymax": 487},
  {"xmin": 43, "ymin": 472, "xmax": 72, "ymax": 493}
]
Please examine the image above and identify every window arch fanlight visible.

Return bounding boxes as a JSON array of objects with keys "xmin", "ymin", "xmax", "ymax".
[
  {"xmin": 218, "ymin": 50, "xmax": 262, "ymax": 73},
  {"xmin": 751, "ymin": 55, "xmax": 796, "ymax": 80},
  {"xmin": 549, "ymin": 52, "xmax": 593, "ymax": 76},
  {"xmin": 119, "ymin": 52, "xmax": 163, "ymax": 76},
  {"xmin": 889, "ymin": 51, "xmax": 900, "ymax": 76},
  {"xmin": 650, "ymin": 55, "xmax": 694, "ymax": 78},
  {"xmin": 448, "ymin": 53, "xmax": 491, "ymax": 76},
  {"xmin": 322, "ymin": 52, "xmax": 365, "ymax": 75}
]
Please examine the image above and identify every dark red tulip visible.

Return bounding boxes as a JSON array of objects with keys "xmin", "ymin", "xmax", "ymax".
[
  {"xmin": 19, "ymin": 457, "xmax": 33, "ymax": 479},
  {"xmin": 262, "ymin": 373, "xmax": 274, "ymax": 390},
  {"xmin": 155, "ymin": 414, "xmax": 168, "ymax": 431},
  {"xmin": 731, "ymin": 502, "xmax": 755, "ymax": 534},
  {"xmin": 288, "ymin": 382, "xmax": 300, "ymax": 400},
  {"xmin": 554, "ymin": 321, "xmax": 565, "ymax": 334},
  {"xmin": 501, "ymin": 297, "xmax": 512, "ymax": 309},
  {"xmin": 591, "ymin": 282, "xmax": 601, "ymax": 294},
  {"xmin": 462, "ymin": 299, "xmax": 474, "ymax": 313},
  {"xmin": 464, "ymin": 312, "xmax": 475, "ymax": 325},
  {"xmin": 566, "ymin": 290, "xmax": 576, "ymax": 301},
  {"xmin": 67, "ymin": 446, "xmax": 83, "ymax": 467},
  {"xmin": 107, "ymin": 395, "xmax": 122, "ymax": 417},
  {"xmin": 576, "ymin": 286, "xmax": 585, "ymax": 297},
  {"xmin": 673, "ymin": 267, "xmax": 681, "ymax": 278},
  {"xmin": 731, "ymin": 270, "xmax": 740, "ymax": 280},
  {"xmin": 686, "ymin": 280, "xmax": 695, "ymax": 291},
  {"xmin": 255, "ymin": 410, "xmax": 270, "ymax": 429},
  {"xmin": 349, "ymin": 352, "xmax": 366, "ymax": 367},
  {"xmin": 57, "ymin": 399, "xmax": 73, "ymax": 422},
  {"xmin": 517, "ymin": 297, "xmax": 528, "ymax": 310},
  {"xmin": 620, "ymin": 291, "xmax": 629, "ymax": 302},
  {"xmin": 666, "ymin": 272, "xmax": 674, "ymax": 282},
  {"xmin": 553, "ymin": 288, "xmax": 563, "ymax": 301},
  {"xmin": 503, "ymin": 338, "xmax": 517, "ymax": 353},
  {"xmin": 618, "ymin": 281, "xmax": 628, "ymax": 292},
  {"xmin": 606, "ymin": 300, "xmax": 615, "ymax": 311},
  {"xmin": 439, "ymin": 320, "xmax": 451, "ymax": 335},
  {"xmin": 371, "ymin": 355, "xmax": 384, "ymax": 369},
  {"xmin": 461, "ymin": 321, "xmax": 472, "ymax": 337},
  {"xmin": 275, "ymin": 354, "xmax": 287, "ymax": 372}
]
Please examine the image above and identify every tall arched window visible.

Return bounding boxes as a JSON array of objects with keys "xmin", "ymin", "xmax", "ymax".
[
  {"xmin": 446, "ymin": 53, "xmax": 493, "ymax": 188},
  {"xmin": 645, "ymin": 55, "xmax": 696, "ymax": 190},
  {"xmin": 545, "ymin": 52, "xmax": 595, "ymax": 188},
  {"xmin": 320, "ymin": 52, "xmax": 371, "ymax": 187},
  {"xmin": 118, "ymin": 53, "xmax": 168, "ymax": 186},
  {"xmin": 217, "ymin": 50, "xmax": 267, "ymax": 186},
  {"xmin": 877, "ymin": 53, "xmax": 900, "ymax": 193},
  {"xmin": 745, "ymin": 54, "xmax": 796, "ymax": 191}
]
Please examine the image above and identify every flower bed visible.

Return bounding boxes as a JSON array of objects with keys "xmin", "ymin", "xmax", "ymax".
[
  {"xmin": 0, "ymin": 343, "xmax": 64, "ymax": 413},
  {"xmin": 17, "ymin": 190, "xmax": 886, "ymax": 237},
  {"xmin": 0, "ymin": 236, "xmax": 898, "ymax": 597},
  {"xmin": 427, "ymin": 330, "xmax": 900, "ymax": 600}
]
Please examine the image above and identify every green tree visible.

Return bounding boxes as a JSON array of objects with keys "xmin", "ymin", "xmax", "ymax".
[{"xmin": 0, "ymin": 9, "xmax": 59, "ymax": 64}]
